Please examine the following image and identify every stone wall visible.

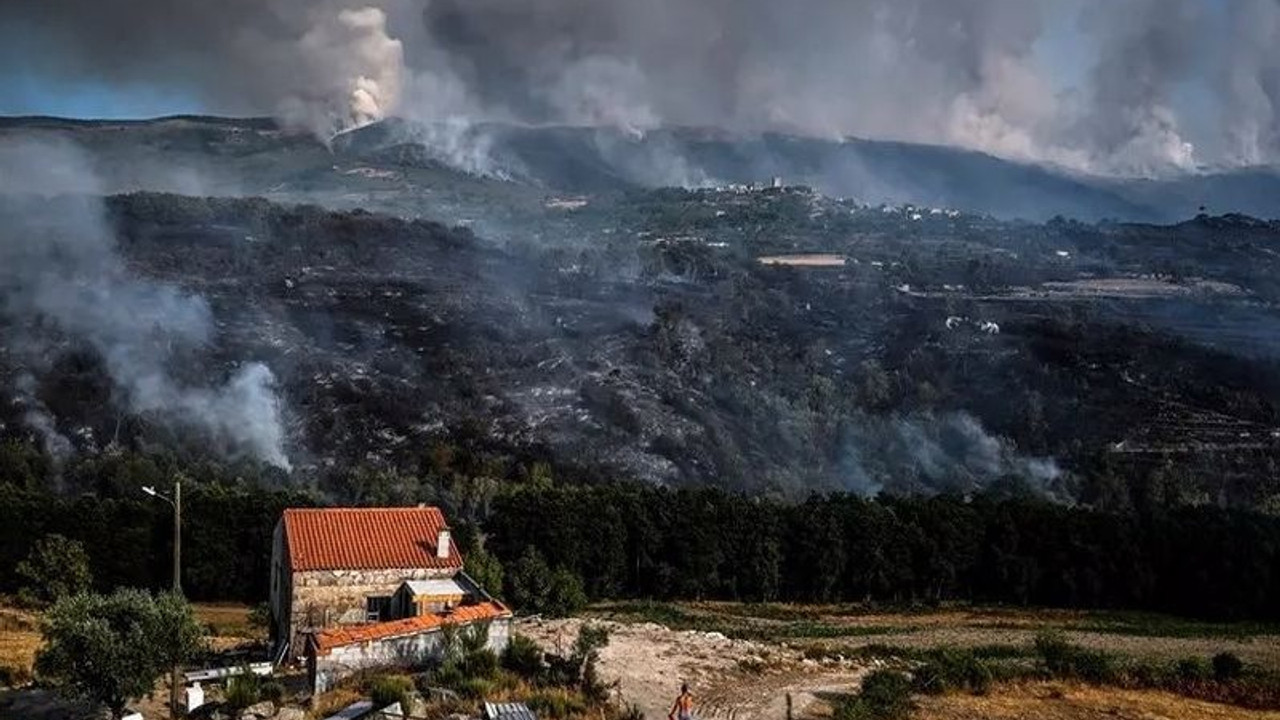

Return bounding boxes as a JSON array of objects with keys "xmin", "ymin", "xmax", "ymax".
[
  {"xmin": 311, "ymin": 617, "xmax": 511, "ymax": 694},
  {"xmin": 286, "ymin": 567, "xmax": 455, "ymax": 660}
]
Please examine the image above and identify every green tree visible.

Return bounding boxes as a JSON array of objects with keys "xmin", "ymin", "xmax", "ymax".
[
  {"xmin": 465, "ymin": 543, "xmax": 505, "ymax": 599},
  {"xmin": 0, "ymin": 440, "xmax": 48, "ymax": 490},
  {"xmin": 36, "ymin": 589, "xmax": 205, "ymax": 719},
  {"xmin": 506, "ymin": 547, "xmax": 553, "ymax": 612},
  {"xmin": 545, "ymin": 567, "xmax": 588, "ymax": 618},
  {"xmin": 16, "ymin": 534, "xmax": 92, "ymax": 608}
]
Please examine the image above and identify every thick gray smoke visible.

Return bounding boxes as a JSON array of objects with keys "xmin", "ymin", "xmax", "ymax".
[
  {"xmin": 6, "ymin": 0, "xmax": 1280, "ymax": 173},
  {"xmin": 841, "ymin": 412, "xmax": 1067, "ymax": 501},
  {"xmin": 1221, "ymin": 0, "xmax": 1280, "ymax": 165},
  {"xmin": 0, "ymin": 136, "xmax": 291, "ymax": 469},
  {"xmin": 4, "ymin": 0, "xmax": 404, "ymax": 139}
]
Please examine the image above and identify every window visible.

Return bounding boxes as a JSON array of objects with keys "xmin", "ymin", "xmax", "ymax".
[{"xmin": 366, "ymin": 595, "xmax": 392, "ymax": 622}]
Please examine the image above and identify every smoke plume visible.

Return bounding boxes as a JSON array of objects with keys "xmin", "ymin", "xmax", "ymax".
[
  {"xmin": 0, "ymin": 136, "xmax": 291, "ymax": 469},
  {"xmin": 6, "ymin": 0, "xmax": 1280, "ymax": 173},
  {"xmin": 841, "ymin": 412, "xmax": 1067, "ymax": 500},
  {"xmin": 3, "ymin": 0, "xmax": 405, "ymax": 138}
]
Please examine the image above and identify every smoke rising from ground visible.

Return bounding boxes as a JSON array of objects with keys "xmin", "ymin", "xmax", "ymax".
[
  {"xmin": 841, "ymin": 412, "xmax": 1067, "ymax": 501},
  {"xmin": 9, "ymin": 0, "xmax": 1280, "ymax": 175},
  {"xmin": 0, "ymin": 136, "xmax": 291, "ymax": 469},
  {"xmin": 5, "ymin": 0, "xmax": 1280, "ymax": 178}
]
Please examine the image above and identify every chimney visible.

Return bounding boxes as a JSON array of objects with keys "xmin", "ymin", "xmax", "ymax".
[{"xmin": 437, "ymin": 528, "xmax": 451, "ymax": 560}]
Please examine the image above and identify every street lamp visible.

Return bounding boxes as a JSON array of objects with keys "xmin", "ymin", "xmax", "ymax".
[
  {"xmin": 141, "ymin": 482, "xmax": 181, "ymax": 595},
  {"xmin": 143, "ymin": 477, "xmax": 183, "ymax": 718}
]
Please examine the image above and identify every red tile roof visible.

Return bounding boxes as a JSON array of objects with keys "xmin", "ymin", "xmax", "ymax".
[
  {"xmin": 313, "ymin": 601, "xmax": 511, "ymax": 654},
  {"xmin": 282, "ymin": 507, "xmax": 463, "ymax": 572}
]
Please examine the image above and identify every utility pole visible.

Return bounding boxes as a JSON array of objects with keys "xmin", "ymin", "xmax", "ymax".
[
  {"xmin": 171, "ymin": 476, "xmax": 182, "ymax": 718},
  {"xmin": 144, "ymin": 476, "xmax": 184, "ymax": 718},
  {"xmin": 173, "ymin": 478, "xmax": 182, "ymax": 595}
]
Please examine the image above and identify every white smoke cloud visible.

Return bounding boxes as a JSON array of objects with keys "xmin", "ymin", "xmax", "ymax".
[
  {"xmin": 841, "ymin": 411, "xmax": 1067, "ymax": 500},
  {"xmin": 1221, "ymin": 0, "xmax": 1280, "ymax": 166},
  {"xmin": 279, "ymin": 6, "xmax": 405, "ymax": 137},
  {"xmin": 10, "ymin": 0, "xmax": 1280, "ymax": 173},
  {"xmin": 0, "ymin": 135, "xmax": 292, "ymax": 469},
  {"xmin": 545, "ymin": 56, "xmax": 660, "ymax": 136}
]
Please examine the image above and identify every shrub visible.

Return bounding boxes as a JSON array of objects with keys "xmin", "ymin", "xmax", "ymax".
[
  {"xmin": 225, "ymin": 671, "xmax": 262, "ymax": 711},
  {"xmin": 16, "ymin": 534, "xmax": 92, "ymax": 609},
  {"xmin": 1213, "ymin": 652, "xmax": 1245, "ymax": 681},
  {"xmin": 507, "ymin": 548, "xmax": 554, "ymax": 613},
  {"xmin": 911, "ymin": 648, "xmax": 993, "ymax": 696},
  {"xmin": 504, "ymin": 548, "xmax": 588, "ymax": 617},
  {"xmin": 1125, "ymin": 659, "xmax": 1165, "ymax": 688},
  {"xmin": 463, "ymin": 648, "xmax": 500, "ymax": 680},
  {"xmin": 836, "ymin": 670, "xmax": 913, "ymax": 720},
  {"xmin": 259, "ymin": 680, "xmax": 286, "ymax": 704},
  {"xmin": 370, "ymin": 675, "xmax": 414, "ymax": 710},
  {"xmin": 458, "ymin": 676, "xmax": 496, "ymax": 699},
  {"xmin": 1072, "ymin": 648, "xmax": 1116, "ymax": 684},
  {"xmin": 581, "ymin": 656, "xmax": 612, "ymax": 704},
  {"xmin": 0, "ymin": 665, "xmax": 31, "ymax": 688},
  {"xmin": 545, "ymin": 568, "xmax": 589, "ymax": 618},
  {"xmin": 433, "ymin": 622, "xmax": 500, "ymax": 688},
  {"xmin": 527, "ymin": 688, "xmax": 589, "ymax": 718},
  {"xmin": 503, "ymin": 633, "xmax": 547, "ymax": 679},
  {"xmin": 430, "ymin": 662, "xmax": 465, "ymax": 691},
  {"xmin": 1176, "ymin": 657, "xmax": 1210, "ymax": 683},
  {"xmin": 1033, "ymin": 630, "xmax": 1115, "ymax": 683},
  {"xmin": 1034, "ymin": 631, "xmax": 1073, "ymax": 675},
  {"xmin": 247, "ymin": 603, "xmax": 272, "ymax": 634}
]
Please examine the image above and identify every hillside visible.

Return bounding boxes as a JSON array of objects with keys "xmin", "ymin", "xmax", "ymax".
[
  {"xmin": 2, "ymin": 117, "xmax": 1280, "ymax": 508},
  {"xmin": 6, "ymin": 115, "xmax": 1280, "ymax": 223}
]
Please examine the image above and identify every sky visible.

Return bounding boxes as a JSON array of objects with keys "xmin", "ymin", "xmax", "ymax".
[
  {"xmin": 0, "ymin": 0, "xmax": 1275, "ymax": 175},
  {"xmin": 0, "ymin": 72, "xmax": 204, "ymax": 119}
]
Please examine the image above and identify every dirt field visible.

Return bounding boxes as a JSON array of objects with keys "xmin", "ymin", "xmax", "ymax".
[
  {"xmin": 595, "ymin": 603, "xmax": 1280, "ymax": 667},
  {"xmin": 521, "ymin": 605, "xmax": 1280, "ymax": 720},
  {"xmin": 0, "ymin": 603, "xmax": 258, "ymax": 685},
  {"xmin": 518, "ymin": 617, "xmax": 870, "ymax": 720},
  {"xmin": 0, "ymin": 607, "xmax": 39, "ymax": 680}
]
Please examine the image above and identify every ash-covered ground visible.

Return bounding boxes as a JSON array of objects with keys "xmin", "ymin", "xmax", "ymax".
[{"xmin": 2, "ymin": 117, "xmax": 1280, "ymax": 508}]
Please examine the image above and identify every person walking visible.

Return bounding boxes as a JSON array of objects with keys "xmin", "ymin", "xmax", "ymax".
[{"xmin": 669, "ymin": 683, "xmax": 695, "ymax": 720}]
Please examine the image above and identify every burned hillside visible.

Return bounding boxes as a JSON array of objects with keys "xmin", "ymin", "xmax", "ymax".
[{"xmin": 2, "ymin": 183, "xmax": 1280, "ymax": 509}]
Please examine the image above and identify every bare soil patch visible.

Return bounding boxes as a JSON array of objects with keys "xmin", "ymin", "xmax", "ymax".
[{"xmin": 517, "ymin": 617, "xmax": 869, "ymax": 720}]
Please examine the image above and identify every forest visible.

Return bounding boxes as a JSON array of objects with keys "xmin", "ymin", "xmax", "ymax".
[{"xmin": 2, "ymin": 442, "xmax": 1277, "ymax": 622}]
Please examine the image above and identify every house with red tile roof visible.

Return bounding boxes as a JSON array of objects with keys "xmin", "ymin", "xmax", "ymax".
[{"xmin": 269, "ymin": 506, "xmax": 509, "ymax": 679}]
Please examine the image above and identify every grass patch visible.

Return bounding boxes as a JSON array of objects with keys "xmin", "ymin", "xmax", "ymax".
[
  {"xmin": 816, "ymin": 633, "xmax": 1280, "ymax": 712},
  {"xmin": 593, "ymin": 601, "xmax": 717, "ymax": 631},
  {"xmin": 1073, "ymin": 611, "xmax": 1280, "ymax": 640},
  {"xmin": 591, "ymin": 601, "xmax": 910, "ymax": 641},
  {"xmin": 1028, "ymin": 630, "xmax": 1280, "ymax": 710},
  {"xmin": 193, "ymin": 603, "xmax": 259, "ymax": 639},
  {"xmin": 0, "ymin": 628, "xmax": 41, "ymax": 680},
  {"xmin": 709, "ymin": 603, "xmax": 826, "ymax": 622}
]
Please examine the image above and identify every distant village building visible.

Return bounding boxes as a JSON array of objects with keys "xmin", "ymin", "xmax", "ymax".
[{"xmin": 270, "ymin": 506, "xmax": 510, "ymax": 692}]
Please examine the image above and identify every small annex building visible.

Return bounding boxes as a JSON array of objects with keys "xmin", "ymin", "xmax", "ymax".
[{"xmin": 269, "ymin": 506, "xmax": 510, "ymax": 690}]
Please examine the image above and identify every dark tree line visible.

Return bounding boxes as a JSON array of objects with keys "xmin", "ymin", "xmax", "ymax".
[
  {"xmin": 2, "ymin": 452, "xmax": 1278, "ymax": 620},
  {"xmin": 0, "ymin": 482, "xmax": 312, "ymax": 603},
  {"xmin": 484, "ymin": 484, "xmax": 1280, "ymax": 621}
]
